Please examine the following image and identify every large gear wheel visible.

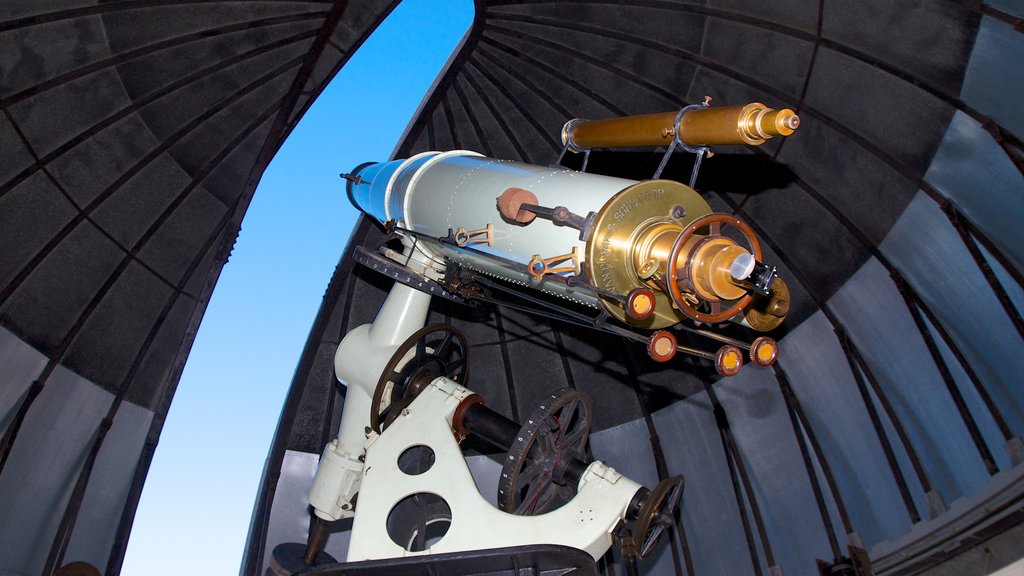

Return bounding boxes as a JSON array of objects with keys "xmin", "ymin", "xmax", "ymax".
[
  {"xmin": 631, "ymin": 475, "xmax": 685, "ymax": 559},
  {"xmin": 370, "ymin": 323, "xmax": 469, "ymax": 434},
  {"xmin": 497, "ymin": 388, "xmax": 591, "ymax": 515}
]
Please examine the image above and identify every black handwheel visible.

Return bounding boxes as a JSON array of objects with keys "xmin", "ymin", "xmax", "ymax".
[
  {"xmin": 370, "ymin": 324, "xmax": 469, "ymax": 434},
  {"xmin": 267, "ymin": 542, "xmax": 336, "ymax": 576},
  {"xmin": 497, "ymin": 388, "xmax": 591, "ymax": 515},
  {"xmin": 632, "ymin": 475, "xmax": 685, "ymax": 559}
]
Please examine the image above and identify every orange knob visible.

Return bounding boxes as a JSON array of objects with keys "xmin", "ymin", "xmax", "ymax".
[
  {"xmin": 716, "ymin": 345, "xmax": 743, "ymax": 377},
  {"xmin": 750, "ymin": 336, "xmax": 778, "ymax": 367},
  {"xmin": 626, "ymin": 287, "xmax": 656, "ymax": 321}
]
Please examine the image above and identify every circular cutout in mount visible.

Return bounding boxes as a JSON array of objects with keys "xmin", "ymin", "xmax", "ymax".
[
  {"xmin": 398, "ymin": 444, "xmax": 436, "ymax": 475},
  {"xmin": 386, "ymin": 492, "xmax": 452, "ymax": 552}
]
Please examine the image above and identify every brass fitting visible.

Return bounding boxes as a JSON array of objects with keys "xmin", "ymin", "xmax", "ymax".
[
  {"xmin": 680, "ymin": 103, "xmax": 799, "ymax": 146},
  {"xmin": 631, "ymin": 223, "xmax": 751, "ymax": 303},
  {"xmin": 743, "ymin": 278, "xmax": 791, "ymax": 332}
]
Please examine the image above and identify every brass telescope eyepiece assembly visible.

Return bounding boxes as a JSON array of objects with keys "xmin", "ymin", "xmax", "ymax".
[
  {"xmin": 562, "ymin": 101, "xmax": 800, "ymax": 151},
  {"xmin": 581, "ymin": 180, "xmax": 786, "ymax": 333}
]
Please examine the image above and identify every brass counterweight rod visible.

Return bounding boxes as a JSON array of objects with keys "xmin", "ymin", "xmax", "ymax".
[
  {"xmin": 677, "ymin": 324, "xmax": 751, "ymax": 350},
  {"xmin": 562, "ymin": 102, "xmax": 800, "ymax": 150}
]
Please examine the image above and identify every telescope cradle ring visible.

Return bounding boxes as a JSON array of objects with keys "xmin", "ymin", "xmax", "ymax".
[
  {"xmin": 653, "ymin": 102, "xmax": 710, "ymax": 180},
  {"xmin": 672, "ymin": 102, "xmax": 711, "ymax": 156},
  {"xmin": 667, "ymin": 213, "xmax": 763, "ymax": 324},
  {"xmin": 497, "ymin": 387, "xmax": 592, "ymax": 516},
  {"xmin": 370, "ymin": 323, "xmax": 470, "ymax": 434}
]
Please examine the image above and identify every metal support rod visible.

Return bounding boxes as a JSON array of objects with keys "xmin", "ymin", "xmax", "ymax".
[
  {"xmin": 474, "ymin": 268, "xmax": 725, "ymax": 363},
  {"xmin": 303, "ymin": 518, "xmax": 329, "ymax": 565},
  {"xmin": 688, "ymin": 148, "xmax": 706, "ymax": 189},
  {"xmin": 553, "ymin": 139, "xmax": 571, "ymax": 167},
  {"xmin": 461, "ymin": 403, "xmax": 521, "ymax": 451},
  {"xmin": 676, "ymin": 324, "xmax": 752, "ymax": 351},
  {"xmin": 653, "ymin": 141, "xmax": 677, "ymax": 180},
  {"xmin": 519, "ymin": 203, "xmax": 589, "ymax": 234},
  {"xmin": 492, "ymin": 308, "xmax": 521, "ymax": 423},
  {"xmin": 892, "ymin": 272, "xmax": 999, "ymax": 475},
  {"xmin": 676, "ymin": 343, "xmax": 718, "ymax": 362}
]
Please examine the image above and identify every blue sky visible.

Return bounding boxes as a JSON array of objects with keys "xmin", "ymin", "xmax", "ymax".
[{"xmin": 121, "ymin": 2, "xmax": 474, "ymax": 573}]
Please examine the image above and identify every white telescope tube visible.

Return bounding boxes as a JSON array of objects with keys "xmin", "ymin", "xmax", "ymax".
[{"xmin": 348, "ymin": 150, "xmax": 639, "ymax": 307}]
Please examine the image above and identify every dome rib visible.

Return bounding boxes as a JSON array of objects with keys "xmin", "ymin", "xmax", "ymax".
[
  {"xmin": 459, "ymin": 63, "xmax": 531, "ymax": 160},
  {"xmin": 3, "ymin": 11, "xmax": 326, "ymax": 108},
  {"xmin": 0, "ymin": 54, "xmax": 307, "ymax": 309}
]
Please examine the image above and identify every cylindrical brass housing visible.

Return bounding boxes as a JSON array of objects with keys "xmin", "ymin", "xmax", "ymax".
[
  {"xmin": 742, "ymin": 278, "xmax": 791, "ymax": 332},
  {"xmin": 679, "ymin": 103, "xmax": 799, "ymax": 146},
  {"xmin": 562, "ymin": 113, "xmax": 679, "ymax": 151},
  {"xmin": 631, "ymin": 225, "xmax": 750, "ymax": 303},
  {"xmin": 562, "ymin": 102, "xmax": 799, "ymax": 151}
]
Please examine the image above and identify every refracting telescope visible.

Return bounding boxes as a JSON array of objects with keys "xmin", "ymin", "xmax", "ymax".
[
  {"xmin": 343, "ymin": 99, "xmax": 798, "ymax": 376},
  {"xmin": 278, "ymin": 99, "xmax": 801, "ymax": 575}
]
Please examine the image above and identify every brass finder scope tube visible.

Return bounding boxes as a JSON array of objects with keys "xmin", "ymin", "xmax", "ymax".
[{"xmin": 562, "ymin": 102, "xmax": 800, "ymax": 151}]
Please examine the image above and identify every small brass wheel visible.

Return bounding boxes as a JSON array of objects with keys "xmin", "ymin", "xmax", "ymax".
[
  {"xmin": 632, "ymin": 475, "xmax": 685, "ymax": 559},
  {"xmin": 371, "ymin": 324, "xmax": 469, "ymax": 434},
  {"xmin": 667, "ymin": 213, "xmax": 763, "ymax": 324},
  {"xmin": 498, "ymin": 388, "xmax": 591, "ymax": 515}
]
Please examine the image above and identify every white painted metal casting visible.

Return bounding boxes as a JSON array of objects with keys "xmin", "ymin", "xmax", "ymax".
[
  {"xmin": 308, "ymin": 283, "xmax": 432, "ymax": 521},
  {"xmin": 346, "ymin": 377, "xmax": 643, "ymax": 561}
]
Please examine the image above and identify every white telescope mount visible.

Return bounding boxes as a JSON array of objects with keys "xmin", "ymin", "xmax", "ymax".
[{"xmin": 271, "ymin": 282, "xmax": 684, "ymax": 576}]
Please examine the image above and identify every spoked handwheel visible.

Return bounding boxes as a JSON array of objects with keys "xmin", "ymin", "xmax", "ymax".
[
  {"xmin": 667, "ymin": 213, "xmax": 763, "ymax": 324},
  {"xmin": 497, "ymin": 388, "xmax": 592, "ymax": 515},
  {"xmin": 370, "ymin": 323, "xmax": 469, "ymax": 434},
  {"xmin": 632, "ymin": 475, "xmax": 685, "ymax": 559}
]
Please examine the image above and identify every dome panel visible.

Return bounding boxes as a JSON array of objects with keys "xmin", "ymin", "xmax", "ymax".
[{"xmin": 821, "ymin": 0, "xmax": 980, "ymax": 94}]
